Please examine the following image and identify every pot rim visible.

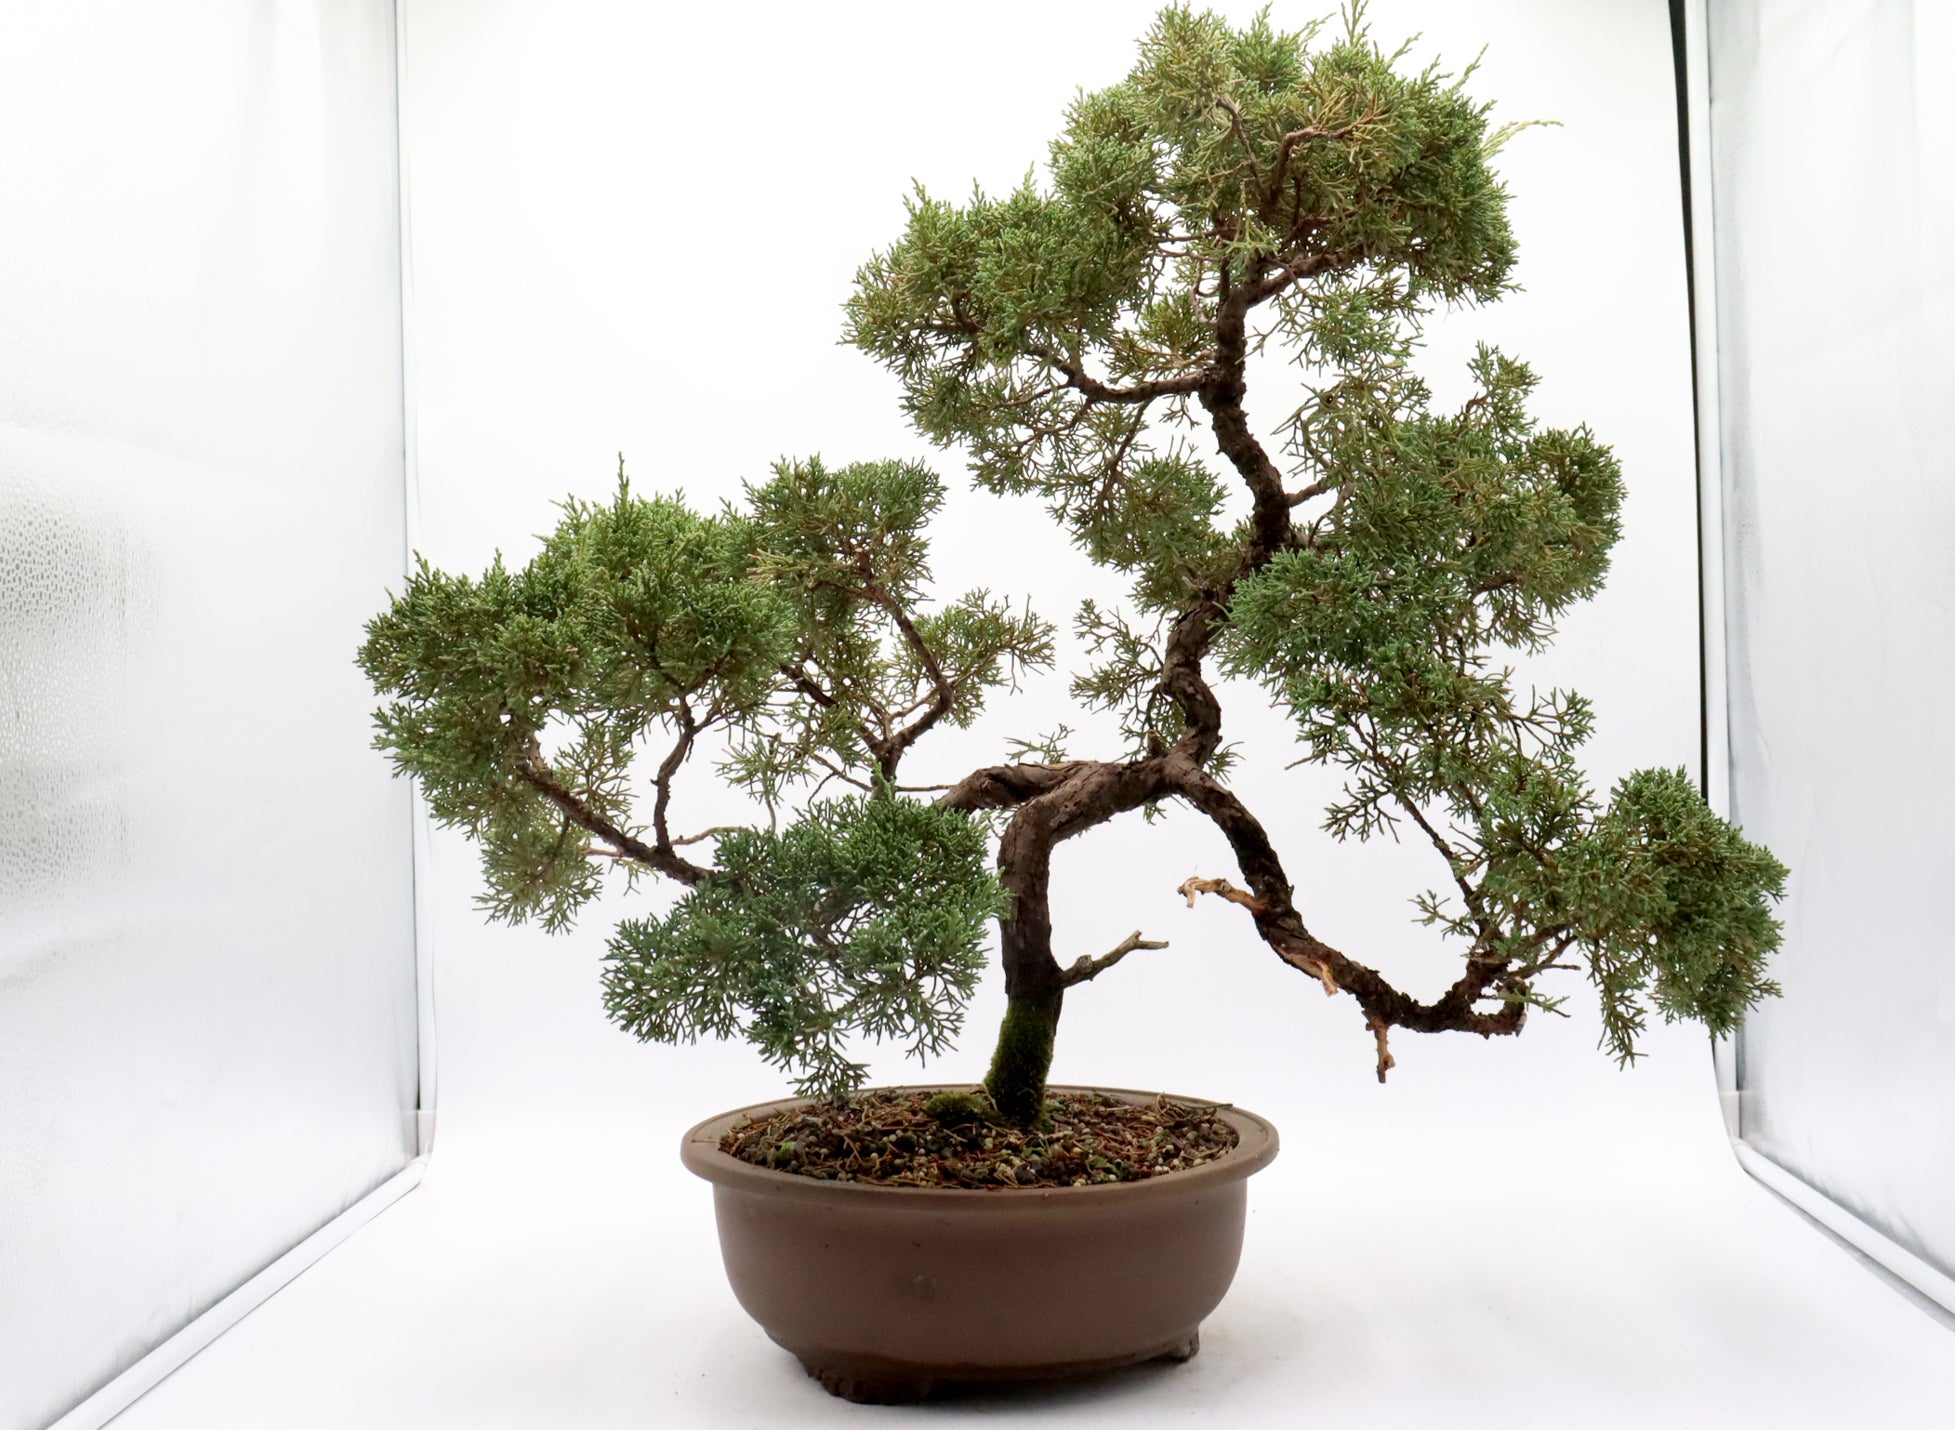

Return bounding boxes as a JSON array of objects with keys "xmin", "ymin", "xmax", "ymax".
[{"xmin": 680, "ymin": 1082, "xmax": 1279, "ymax": 1209}]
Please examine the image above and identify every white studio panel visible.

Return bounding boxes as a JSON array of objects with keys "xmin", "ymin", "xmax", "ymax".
[
  {"xmin": 0, "ymin": 5, "xmax": 421, "ymax": 1428},
  {"xmin": 1708, "ymin": 1, "xmax": 1955, "ymax": 1285}
]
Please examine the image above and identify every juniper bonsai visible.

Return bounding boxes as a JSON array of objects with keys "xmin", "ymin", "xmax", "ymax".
[{"xmin": 359, "ymin": 6, "xmax": 1785, "ymax": 1129}]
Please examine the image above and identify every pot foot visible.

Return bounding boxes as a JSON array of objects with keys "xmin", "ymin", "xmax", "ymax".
[
  {"xmin": 1157, "ymin": 1330, "xmax": 1201, "ymax": 1363},
  {"xmin": 801, "ymin": 1359, "xmax": 934, "ymax": 1404}
]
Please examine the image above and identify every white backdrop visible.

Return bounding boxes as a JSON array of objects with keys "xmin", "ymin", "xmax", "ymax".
[
  {"xmin": 1710, "ymin": 0, "xmax": 1955, "ymax": 1283},
  {"xmin": 112, "ymin": 2, "xmax": 1955, "ymax": 1426},
  {"xmin": 0, "ymin": 4, "xmax": 419, "ymax": 1429}
]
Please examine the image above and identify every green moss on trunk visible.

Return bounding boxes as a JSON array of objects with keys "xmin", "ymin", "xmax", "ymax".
[{"xmin": 984, "ymin": 990, "xmax": 1062, "ymax": 1126}]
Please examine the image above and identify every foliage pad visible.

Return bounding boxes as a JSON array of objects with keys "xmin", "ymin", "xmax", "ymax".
[{"xmin": 603, "ymin": 796, "xmax": 1002, "ymax": 1097}]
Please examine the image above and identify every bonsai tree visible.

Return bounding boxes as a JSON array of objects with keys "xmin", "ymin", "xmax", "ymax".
[{"xmin": 359, "ymin": 6, "xmax": 1785, "ymax": 1129}]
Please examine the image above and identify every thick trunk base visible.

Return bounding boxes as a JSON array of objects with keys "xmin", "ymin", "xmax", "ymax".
[{"xmin": 983, "ymin": 990, "xmax": 1062, "ymax": 1125}]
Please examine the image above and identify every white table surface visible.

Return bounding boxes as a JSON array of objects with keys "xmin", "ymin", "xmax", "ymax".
[{"xmin": 109, "ymin": 1087, "xmax": 1955, "ymax": 1430}]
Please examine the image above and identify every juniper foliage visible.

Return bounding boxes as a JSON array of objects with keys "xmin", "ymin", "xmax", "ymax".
[
  {"xmin": 360, "ymin": 462, "xmax": 1046, "ymax": 1096},
  {"xmin": 360, "ymin": 5, "xmax": 1786, "ymax": 1112},
  {"xmin": 603, "ymin": 794, "xmax": 1003, "ymax": 1096}
]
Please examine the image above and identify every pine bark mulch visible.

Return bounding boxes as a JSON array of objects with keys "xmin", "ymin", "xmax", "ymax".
[{"xmin": 719, "ymin": 1087, "xmax": 1239, "ymax": 1189}]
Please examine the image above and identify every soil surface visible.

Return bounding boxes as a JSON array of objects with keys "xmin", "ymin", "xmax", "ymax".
[{"xmin": 719, "ymin": 1087, "xmax": 1239, "ymax": 1189}]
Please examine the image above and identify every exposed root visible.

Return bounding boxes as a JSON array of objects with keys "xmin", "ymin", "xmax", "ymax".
[{"xmin": 1365, "ymin": 1011, "xmax": 1397, "ymax": 1083}]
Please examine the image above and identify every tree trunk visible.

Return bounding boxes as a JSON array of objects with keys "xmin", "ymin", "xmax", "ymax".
[
  {"xmin": 970, "ymin": 758, "xmax": 1183, "ymax": 1125},
  {"xmin": 982, "ymin": 798, "xmax": 1065, "ymax": 1125},
  {"xmin": 984, "ymin": 986, "xmax": 1063, "ymax": 1125}
]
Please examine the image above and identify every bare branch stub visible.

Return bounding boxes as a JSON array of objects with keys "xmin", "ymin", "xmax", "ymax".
[
  {"xmin": 1365, "ymin": 1010, "xmax": 1397, "ymax": 1084},
  {"xmin": 1060, "ymin": 930, "xmax": 1170, "ymax": 989},
  {"xmin": 1176, "ymin": 874, "xmax": 1265, "ymax": 913},
  {"xmin": 1177, "ymin": 874, "xmax": 1337, "ymax": 997}
]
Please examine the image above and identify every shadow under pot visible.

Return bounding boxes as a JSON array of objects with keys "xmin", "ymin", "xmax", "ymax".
[{"xmin": 679, "ymin": 1084, "xmax": 1280, "ymax": 1403}]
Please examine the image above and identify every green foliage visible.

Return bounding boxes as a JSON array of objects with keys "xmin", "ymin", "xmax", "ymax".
[
  {"xmin": 361, "ymin": 457, "xmax": 1043, "ymax": 1089},
  {"xmin": 846, "ymin": 2, "xmax": 1522, "ymax": 617},
  {"xmin": 1222, "ymin": 343, "xmax": 1623, "ymax": 833},
  {"xmin": 1219, "ymin": 338, "xmax": 1783, "ymax": 1058},
  {"xmin": 841, "ymin": 2, "xmax": 1783, "ymax": 1062},
  {"xmin": 1004, "ymin": 723, "xmax": 1074, "ymax": 764},
  {"xmin": 725, "ymin": 456, "xmax": 1054, "ymax": 803},
  {"xmin": 358, "ymin": 481, "xmax": 795, "ymax": 930},
  {"xmin": 602, "ymin": 795, "xmax": 1004, "ymax": 1099},
  {"xmin": 1567, "ymin": 769, "xmax": 1788, "ymax": 1062}
]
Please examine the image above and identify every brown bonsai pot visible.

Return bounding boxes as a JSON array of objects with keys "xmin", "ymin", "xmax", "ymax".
[{"xmin": 679, "ymin": 1084, "xmax": 1280, "ymax": 1403}]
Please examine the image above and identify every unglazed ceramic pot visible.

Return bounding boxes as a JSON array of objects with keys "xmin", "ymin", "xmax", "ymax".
[{"xmin": 680, "ymin": 1084, "xmax": 1280, "ymax": 1402}]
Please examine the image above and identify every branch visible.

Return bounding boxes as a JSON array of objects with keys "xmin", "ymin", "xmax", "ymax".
[
  {"xmin": 851, "ymin": 564, "xmax": 955, "ymax": 780},
  {"xmin": 779, "ymin": 662, "xmax": 839, "ymax": 708},
  {"xmin": 1059, "ymin": 930, "xmax": 1169, "ymax": 988},
  {"xmin": 516, "ymin": 736, "xmax": 707, "ymax": 886},
  {"xmin": 1178, "ymin": 874, "xmax": 1337, "ymax": 996},
  {"xmin": 650, "ymin": 703, "xmax": 699, "ymax": 863},
  {"xmin": 1162, "ymin": 597, "xmax": 1227, "ymax": 765},
  {"xmin": 808, "ymin": 750, "xmax": 875, "ymax": 795},
  {"xmin": 937, "ymin": 760, "xmax": 1090, "ymax": 812},
  {"xmin": 992, "ymin": 756, "xmax": 1182, "ymax": 1004},
  {"xmin": 1215, "ymin": 96, "xmax": 1262, "ymax": 177},
  {"xmin": 1199, "ymin": 251, "xmax": 1366, "ymax": 560},
  {"xmin": 1239, "ymin": 244, "xmax": 1362, "ymax": 307},
  {"xmin": 1027, "ymin": 346, "xmax": 1216, "ymax": 405},
  {"xmin": 1400, "ymin": 796, "xmax": 1492, "ymax": 927},
  {"xmin": 1167, "ymin": 760, "xmax": 1525, "ymax": 1041},
  {"xmin": 1264, "ymin": 117, "xmax": 1374, "ymax": 213},
  {"xmin": 1102, "ymin": 407, "xmax": 1147, "ymax": 485}
]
